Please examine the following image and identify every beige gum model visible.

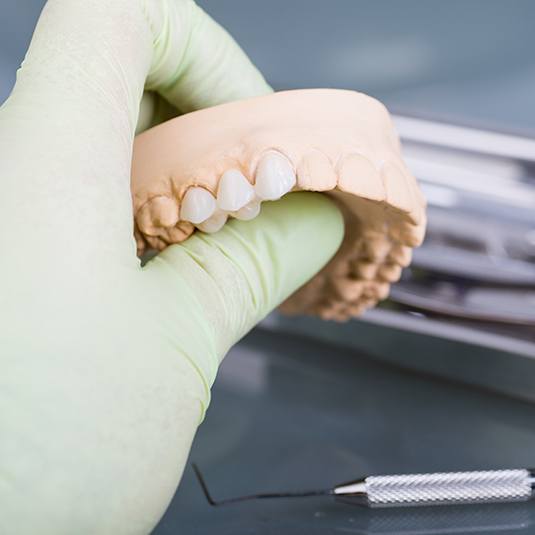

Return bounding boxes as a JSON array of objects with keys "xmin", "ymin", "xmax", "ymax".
[{"xmin": 131, "ymin": 89, "xmax": 426, "ymax": 321}]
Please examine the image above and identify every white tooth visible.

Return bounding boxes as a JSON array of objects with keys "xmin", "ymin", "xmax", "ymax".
[
  {"xmin": 254, "ymin": 151, "xmax": 296, "ymax": 200},
  {"xmin": 181, "ymin": 187, "xmax": 216, "ymax": 224},
  {"xmin": 217, "ymin": 169, "xmax": 254, "ymax": 211},
  {"xmin": 233, "ymin": 200, "xmax": 261, "ymax": 221},
  {"xmin": 197, "ymin": 211, "xmax": 228, "ymax": 233}
]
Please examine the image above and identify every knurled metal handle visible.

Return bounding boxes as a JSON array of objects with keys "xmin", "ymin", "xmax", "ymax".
[{"xmin": 365, "ymin": 469, "xmax": 533, "ymax": 507}]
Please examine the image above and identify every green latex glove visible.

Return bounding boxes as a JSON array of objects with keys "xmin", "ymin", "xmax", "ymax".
[{"xmin": 0, "ymin": 1, "xmax": 343, "ymax": 533}]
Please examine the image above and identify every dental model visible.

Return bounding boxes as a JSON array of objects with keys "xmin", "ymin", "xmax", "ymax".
[{"xmin": 131, "ymin": 89, "xmax": 426, "ymax": 321}]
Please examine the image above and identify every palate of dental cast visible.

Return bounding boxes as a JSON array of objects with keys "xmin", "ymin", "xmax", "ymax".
[
  {"xmin": 130, "ymin": 89, "xmax": 427, "ymax": 321},
  {"xmin": 181, "ymin": 187, "xmax": 216, "ymax": 224},
  {"xmin": 217, "ymin": 169, "xmax": 255, "ymax": 211},
  {"xmin": 254, "ymin": 151, "xmax": 296, "ymax": 201}
]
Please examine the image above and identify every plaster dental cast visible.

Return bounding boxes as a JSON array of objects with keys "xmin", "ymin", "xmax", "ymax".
[
  {"xmin": 132, "ymin": 89, "xmax": 425, "ymax": 320},
  {"xmin": 0, "ymin": 1, "xmax": 425, "ymax": 534}
]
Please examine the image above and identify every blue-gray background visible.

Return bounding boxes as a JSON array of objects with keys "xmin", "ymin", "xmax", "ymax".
[{"xmin": 2, "ymin": 0, "xmax": 535, "ymax": 133}]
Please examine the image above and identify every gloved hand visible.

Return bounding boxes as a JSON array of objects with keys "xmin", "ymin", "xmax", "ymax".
[{"xmin": 0, "ymin": 1, "xmax": 343, "ymax": 533}]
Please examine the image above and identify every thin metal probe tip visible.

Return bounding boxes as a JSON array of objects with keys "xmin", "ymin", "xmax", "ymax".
[
  {"xmin": 191, "ymin": 463, "xmax": 333, "ymax": 507},
  {"xmin": 192, "ymin": 463, "xmax": 217, "ymax": 506}
]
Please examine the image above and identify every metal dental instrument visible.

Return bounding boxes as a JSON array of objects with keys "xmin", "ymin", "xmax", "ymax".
[{"xmin": 192, "ymin": 465, "xmax": 535, "ymax": 508}]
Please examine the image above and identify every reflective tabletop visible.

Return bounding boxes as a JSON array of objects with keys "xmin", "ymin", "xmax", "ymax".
[{"xmin": 155, "ymin": 328, "xmax": 535, "ymax": 534}]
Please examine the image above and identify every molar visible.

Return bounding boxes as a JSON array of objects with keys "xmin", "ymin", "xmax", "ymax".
[
  {"xmin": 150, "ymin": 196, "xmax": 180, "ymax": 227},
  {"xmin": 360, "ymin": 296, "xmax": 378, "ymax": 309},
  {"xmin": 136, "ymin": 196, "xmax": 179, "ymax": 235},
  {"xmin": 360, "ymin": 234, "xmax": 392, "ymax": 262},
  {"xmin": 217, "ymin": 169, "xmax": 254, "ymax": 211},
  {"xmin": 135, "ymin": 203, "xmax": 155, "ymax": 235},
  {"xmin": 180, "ymin": 187, "xmax": 216, "ymax": 224},
  {"xmin": 319, "ymin": 303, "xmax": 344, "ymax": 321},
  {"xmin": 402, "ymin": 220, "xmax": 426, "ymax": 247},
  {"xmin": 376, "ymin": 282, "xmax": 391, "ymax": 300},
  {"xmin": 388, "ymin": 244, "xmax": 412, "ymax": 267},
  {"xmin": 254, "ymin": 151, "xmax": 296, "ymax": 200},
  {"xmin": 348, "ymin": 303, "xmax": 367, "ymax": 316},
  {"xmin": 134, "ymin": 225, "xmax": 146, "ymax": 254},
  {"xmin": 164, "ymin": 221, "xmax": 195, "ymax": 243},
  {"xmin": 332, "ymin": 279, "xmax": 364, "ymax": 301},
  {"xmin": 378, "ymin": 263, "xmax": 402, "ymax": 283},
  {"xmin": 145, "ymin": 235, "xmax": 168, "ymax": 251},
  {"xmin": 353, "ymin": 260, "xmax": 377, "ymax": 280}
]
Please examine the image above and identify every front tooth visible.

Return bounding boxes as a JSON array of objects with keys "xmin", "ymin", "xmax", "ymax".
[
  {"xmin": 233, "ymin": 200, "xmax": 261, "ymax": 221},
  {"xmin": 217, "ymin": 169, "xmax": 254, "ymax": 211},
  {"xmin": 297, "ymin": 150, "xmax": 337, "ymax": 191},
  {"xmin": 181, "ymin": 187, "xmax": 216, "ymax": 224},
  {"xmin": 254, "ymin": 151, "xmax": 296, "ymax": 200},
  {"xmin": 338, "ymin": 154, "xmax": 385, "ymax": 202},
  {"xmin": 197, "ymin": 211, "xmax": 228, "ymax": 233},
  {"xmin": 382, "ymin": 161, "xmax": 413, "ymax": 214}
]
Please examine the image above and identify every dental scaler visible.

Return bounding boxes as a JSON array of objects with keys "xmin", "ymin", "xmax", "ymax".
[{"xmin": 193, "ymin": 465, "xmax": 535, "ymax": 508}]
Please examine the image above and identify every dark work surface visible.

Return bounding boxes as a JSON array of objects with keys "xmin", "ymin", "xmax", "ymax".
[{"xmin": 154, "ymin": 328, "xmax": 535, "ymax": 535}]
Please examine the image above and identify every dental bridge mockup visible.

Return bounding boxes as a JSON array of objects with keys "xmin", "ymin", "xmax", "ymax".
[{"xmin": 131, "ymin": 89, "xmax": 426, "ymax": 320}]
